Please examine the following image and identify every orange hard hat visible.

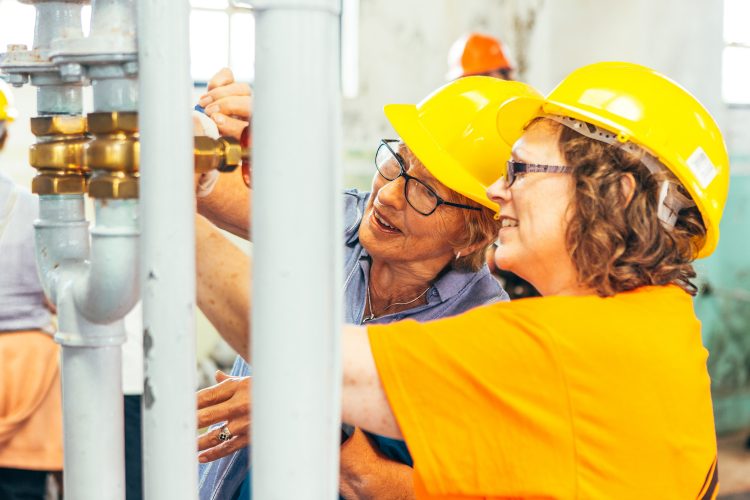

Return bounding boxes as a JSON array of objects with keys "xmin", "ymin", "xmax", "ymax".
[{"xmin": 446, "ymin": 33, "xmax": 513, "ymax": 80}]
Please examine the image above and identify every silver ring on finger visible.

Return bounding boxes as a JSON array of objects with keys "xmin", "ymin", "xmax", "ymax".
[{"xmin": 218, "ymin": 425, "xmax": 233, "ymax": 442}]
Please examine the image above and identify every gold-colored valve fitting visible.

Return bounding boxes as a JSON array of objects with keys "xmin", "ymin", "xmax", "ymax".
[
  {"xmin": 88, "ymin": 171, "xmax": 139, "ymax": 199},
  {"xmin": 29, "ymin": 138, "xmax": 89, "ymax": 171},
  {"xmin": 31, "ymin": 170, "xmax": 87, "ymax": 195},
  {"xmin": 31, "ymin": 115, "xmax": 87, "ymax": 137},
  {"xmin": 194, "ymin": 136, "xmax": 243, "ymax": 174},
  {"xmin": 87, "ymin": 112, "xmax": 138, "ymax": 135},
  {"xmin": 84, "ymin": 112, "xmax": 139, "ymax": 174}
]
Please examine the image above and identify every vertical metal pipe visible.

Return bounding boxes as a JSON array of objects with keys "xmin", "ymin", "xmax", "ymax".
[
  {"xmin": 137, "ymin": 1, "xmax": 197, "ymax": 499},
  {"xmin": 251, "ymin": 1, "xmax": 343, "ymax": 498}
]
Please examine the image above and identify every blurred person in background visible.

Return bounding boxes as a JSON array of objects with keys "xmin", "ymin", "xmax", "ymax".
[{"xmin": 0, "ymin": 81, "xmax": 63, "ymax": 499}]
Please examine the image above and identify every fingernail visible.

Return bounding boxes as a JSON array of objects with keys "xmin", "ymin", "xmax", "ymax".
[
  {"xmin": 213, "ymin": 114, "xmax": 226, "ymax": 125},
  {"xmin": 199, "ymin": 95, "xmax": 213, "ymax": 107},
  {"xmin": 199, "ymin": 456, "xmax": 207, "ymax": 463},
  {"xmin": 205, "ymin": 104, "xmax": 219, "ymax": 115}
]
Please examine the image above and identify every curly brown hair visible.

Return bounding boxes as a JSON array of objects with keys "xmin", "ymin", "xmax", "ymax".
[{"xmin": 546, "ymin": 119, "xmax": 707, "ymax": 297}]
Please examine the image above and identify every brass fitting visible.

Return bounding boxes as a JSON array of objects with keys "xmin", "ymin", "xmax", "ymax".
[
  {"xmin": 85, "ymin": 111, "xmax": 139, "ymax": 174},
  {"xmin": 31, "ymin": 115, "xmax": 87, "ymax": 137},
  {"xmin": 88, "ymin": 171, "xmax": 139, "ymax": 199},
  {"xmin": 28, "ymin": 116, "xmax": 89, "ymax": 196},
  {"xmin": 194, "ymin": 136, "xmax": 243, "ymax": 174}
]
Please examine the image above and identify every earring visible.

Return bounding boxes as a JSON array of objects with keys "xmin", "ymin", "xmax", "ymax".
[{"xmin": 455, "ymin": 252, "xmax": 461, "ymax": 260}]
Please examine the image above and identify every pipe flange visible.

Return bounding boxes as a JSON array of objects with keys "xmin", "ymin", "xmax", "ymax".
[
  {"xmin": 29, "ymin": 138, "xmax": 88, "ymax": 170},
  {"xmin": 31, "ymin": 115, "xmax": 87, "ymax": 136},
  {"xmin": 88, "ymin": 171, "xmax": 138, "ymax": 199},
  {"xmin": 32, "ymin": 171, "xmax": 87, "ymax": 195},
  {"xmin": 218, "ymin": 137, "xmax": 242, "ymax": 172},
  {"xmin": 87, "ymin": 111, "xmax": 138, "ymax": 134},
  {"xmin": 85, "ymin": 136, "xmax": 139, "ymax": 172},
  {"xmin": 194, "ymin": 136, "xmax": 243, "ymax": 173}
]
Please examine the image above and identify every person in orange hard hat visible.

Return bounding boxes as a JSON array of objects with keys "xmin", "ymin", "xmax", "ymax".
[
  {"xmin": 198, "ymin": 62, "xmax": 727, "ymax": 499},
  {"xmin": 446, "ymin": 32, "xmax": 514, "ymax": 80},
  {"xmin": 0, "ymin": 81, "xmax": 63, "ymax": 499}
]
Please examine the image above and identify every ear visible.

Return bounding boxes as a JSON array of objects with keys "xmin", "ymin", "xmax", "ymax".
[{"xmin": 620, "ymin": 172, "xmax": 636, "ymax": 207}]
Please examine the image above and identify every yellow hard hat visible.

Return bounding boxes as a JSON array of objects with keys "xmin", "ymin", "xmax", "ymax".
[
  {"xmin": 0, "ymin": 80, "xmax": 18, "ymax": 122},
  {"xmin": 495, "ymin": 62, "xmax": 729, "ymax": 258},
  {"xmin": 383, "ymin": 76, "xmax": 543, "ymax": 212}
]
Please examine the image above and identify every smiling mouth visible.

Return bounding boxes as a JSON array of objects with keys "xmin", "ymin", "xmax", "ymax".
[
  {"xmin": 499, "ymin": 216, "xmax": 518, "ymax": 229},
  {"xmin": 371, "ymin": 208, "xmax": 401, "ymax": 234}
]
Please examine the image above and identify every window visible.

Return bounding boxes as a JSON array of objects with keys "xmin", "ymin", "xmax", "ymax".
[
  {"xmin": 722, "ymin": 0, "xmax": 750, "ymax": 104},
  {"xmin": 190, "ymin": 0, "xmax": 254, "ymax": 83}
]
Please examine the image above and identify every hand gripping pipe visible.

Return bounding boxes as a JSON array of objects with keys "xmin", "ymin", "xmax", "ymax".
[
  {"xmin": 1, "ymin": 1, "xmax": 140, "ymax": 498},
  {"xmin": 250, "ymin": 0, "xmax": 344, "ymax": 498}
]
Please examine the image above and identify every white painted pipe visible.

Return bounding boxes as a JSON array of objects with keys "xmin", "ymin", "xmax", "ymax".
[
  {"xmin": 251, "ymin": 0, "xmax": 343, "ymax": 498},
  {"xmin": 137, "ymin": 0, "xmax": 197, "ymax": 499},
  {"xmin": 35, "ymin": 194, "xmax": 131, "ymax": 500},
  {"xmin": 74, "ymin": 199, "xmax": 139, "ymax": 323}
]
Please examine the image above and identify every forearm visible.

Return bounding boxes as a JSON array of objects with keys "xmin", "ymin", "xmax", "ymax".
[
  {"xmin": 339, "ymin": 428, "xmax": 415, "ymax": 500},
  {"xmin": 341, "ymin": 325, "xmax": 402, "ymax": 440},
  {"xmin": 195, "ymin": 214, "xmax": 252, "ymax": 360},
  {"xmin": 197, "ymin": 167, "xmax": 252, "ymax": 240}
]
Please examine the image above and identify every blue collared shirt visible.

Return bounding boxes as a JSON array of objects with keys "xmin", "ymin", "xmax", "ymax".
[{"xmin": 198, "ymin": 189, "xmax": 508, "ymax": 500}]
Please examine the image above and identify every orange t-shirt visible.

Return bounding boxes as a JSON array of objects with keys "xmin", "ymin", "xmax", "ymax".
[{"xmin": 368, "ymin": 286, "xmax": 718, "ymax": 500}]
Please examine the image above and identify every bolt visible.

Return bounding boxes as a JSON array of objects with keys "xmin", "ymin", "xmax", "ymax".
[
  {"xmin": 4, "ymin": 73, "xmax": 28, "ymax": 87},
  {"xmin": 59, "ymin": 62, "xmax": 83, "ymax": 83},
  {"xmin": 123, "ymin": 61, "xmax": 138, "ymax": 76}
]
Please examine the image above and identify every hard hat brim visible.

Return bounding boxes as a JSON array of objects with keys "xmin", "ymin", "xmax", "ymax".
[{"xmin": 384, "ymin": 103, "xmax": 500, "ymax": 213}]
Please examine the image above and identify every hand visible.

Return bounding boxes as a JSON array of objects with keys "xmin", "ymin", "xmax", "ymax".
[
  {"xmin": 196, "ymin": 371, "xmax": 252, "ymax": 463},
  {"xmin": 339, "ymin": 428, "xmax": 416, "ymax": 500},
  {"xmin": 198, "ymin": 67, "xmax": 252, "ymax": 140}
]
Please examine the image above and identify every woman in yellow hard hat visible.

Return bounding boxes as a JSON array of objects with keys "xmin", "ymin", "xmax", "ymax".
[
  {"xmin": 193, "ymin": 70, "xmax": 543, "ymax": 500},
  {"xmin": 200, "ymin": 62, "xmax": 728, "ymax": 499}
]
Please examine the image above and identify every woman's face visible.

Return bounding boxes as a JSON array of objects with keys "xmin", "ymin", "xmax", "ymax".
[
  {"xmin": 486, "ymin": 120, "xmax": 578, "ymax": 293},
  {"xmin": 358, "ymin": 144, "xmax": 466, "ymax": 269}
]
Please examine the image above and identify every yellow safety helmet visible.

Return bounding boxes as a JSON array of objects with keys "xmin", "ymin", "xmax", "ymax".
[
  {"xmin": 495, "ymin": 62, "xmax": 729, "ymax": 258},
  {"xmin": 0, "ymin": 80, "xmax": 18, "ymax": 122},
  {"xmin": 383, "ymin": 76, "xmax": 543, "ymax": 212}
]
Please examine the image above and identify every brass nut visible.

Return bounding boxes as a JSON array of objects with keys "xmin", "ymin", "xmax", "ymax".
[
  {"xmin": 194, "ymin": 136, "xmax": 222, "ymax": 174},
  {"xmin": 88, "ymin": 171, "xmax": 139, "ymax": 199},
  {"xmin": 29, "ymin": 139, "xmax": 88, "ymax": 170},
  {"xmin": 31, "ymin": 171, "xmax": 87, "ymax": 195},
  {"xmin": 218, "ymin": 137, "xmax": 242, "ymax": 172},
  {"xmin": 31, "ymin": 115, "xmax": 87, "ymax": 136},
  {"xmin": 85, "ymin": 136, "xmax": 139, "ymax": 172},
  {"xmin": 87, "ymin": 112, "xmax": 139, "ymax": 134}
]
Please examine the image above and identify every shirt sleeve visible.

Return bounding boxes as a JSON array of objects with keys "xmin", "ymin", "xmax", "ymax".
[{"xmin": 367, "ymin": 301, "xmax": 577, "ymax": 498}]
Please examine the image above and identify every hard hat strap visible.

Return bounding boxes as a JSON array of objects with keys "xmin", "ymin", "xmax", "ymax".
[{"xmin": 545, "ymin": 114, "xmax": 696, "ymax": 230}]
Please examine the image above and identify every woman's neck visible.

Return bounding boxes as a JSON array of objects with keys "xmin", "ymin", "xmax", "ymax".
[{"xmin": 367, "ymin": 258, "xmax": 442, "ymax": 317}]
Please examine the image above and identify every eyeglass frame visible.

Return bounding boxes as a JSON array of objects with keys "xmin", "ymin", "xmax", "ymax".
[
  {"xmin": 375, "ymin": 139, "xmax": 482, "ymax": 216},
  {"xmin": 504, "ymin": 160, "xmax": 574, "ymax": 187}
]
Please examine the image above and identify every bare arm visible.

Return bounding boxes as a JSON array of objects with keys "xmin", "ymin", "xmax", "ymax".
[
  {"xmin": 197, "ymin": 167, "xmax": 252, "ymax": 239},
  {"xmin": 195, "ymin": 214, "xmax": 251, "ymax": 360}
]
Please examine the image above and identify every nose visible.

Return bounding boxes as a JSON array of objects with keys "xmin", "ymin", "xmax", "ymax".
[
  {"xmin": 486, "ymin": 176, "xmax": 512, "ymax": 208},
  {"xmin": 376, "ymin": 175, "xmax": 407, "ymax": 210}
]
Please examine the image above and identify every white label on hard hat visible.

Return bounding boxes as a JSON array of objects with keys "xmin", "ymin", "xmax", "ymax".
[{"xmin": 686, "ymin": 147, "xmax": 717, "ymax": 189}]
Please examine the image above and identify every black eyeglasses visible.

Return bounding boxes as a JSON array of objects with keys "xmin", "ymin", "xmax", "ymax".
[
  {"xmin": 375, "ymin": 139, "xmax": 481, "ymax": 216},
  {"xmin": 504, "ymin": 160, "xmax": 573, "ymax": 187}
]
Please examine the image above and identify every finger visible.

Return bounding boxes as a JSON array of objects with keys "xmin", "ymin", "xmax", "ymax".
[
  {"xmin": 204, "ymin": 95, "xmax": 252, "ymax": 120},
  {"xmin": 199, "ymin": 82, "xmax": 252, "ymax": 108},
  {"xmin": 211, "ymin": 113, "xmax": 249, "ymax": 141},
  {"xmin": 207, "ymin": 67, "xmax": 235, "ymax": 91},
  {"xmin": 197, "ymin": 398, "xmax": 240, "ymax": 428},
  {"xmin": 196, "ymin": 379, "xmax": 238, "ymax": 409},
  {"xmin": 214, "ymin": 370, "xmax": 232, "ymax": 383},
  {"xmin": 197, "ymin": 418, "xmax": 248, "ymax": 452},
  {"xmin": 198, "ymin": 433, "xmax": 249, "ymax": 463}
]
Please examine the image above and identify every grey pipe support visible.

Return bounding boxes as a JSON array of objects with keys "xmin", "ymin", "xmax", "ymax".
[
  {"xmin": 137, "ymin": 0, "xmax": 197, "ymax": 499},
  {"xmin": 250, "ymin": 0, "xmax": 343, "ymax": 498}
]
